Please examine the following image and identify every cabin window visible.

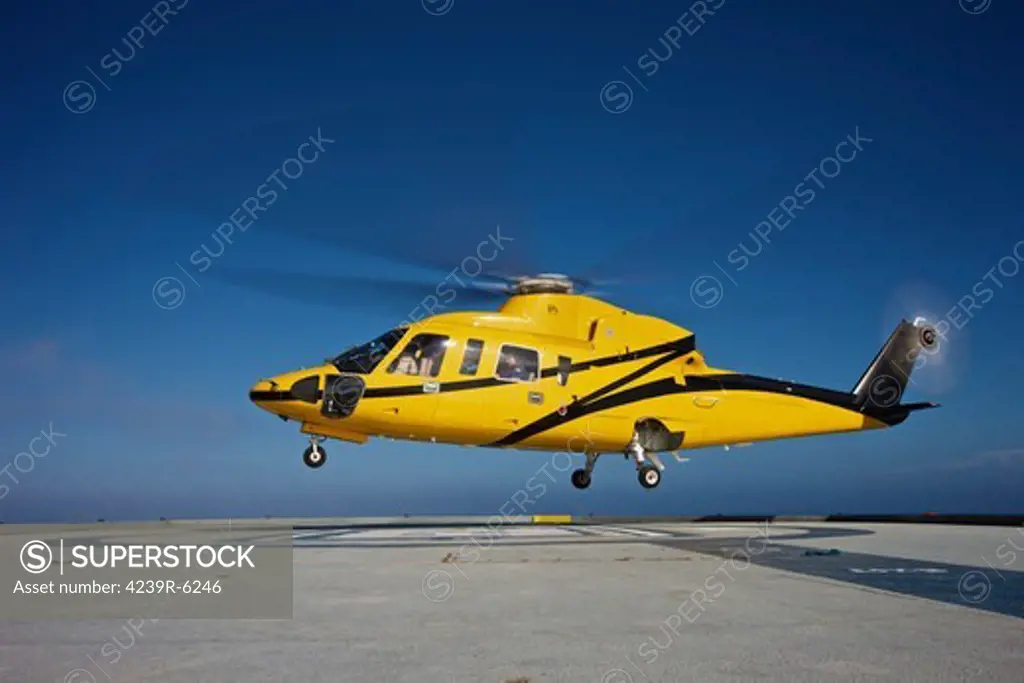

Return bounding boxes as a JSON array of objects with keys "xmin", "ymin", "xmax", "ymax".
[
  {"xmin": 387, "ymin": 333, "xmax": 450, "ymax": 378},
  {"xmin": 459, "ymin": 339, "xmax": 484, "ymax": 376},
  {"xmin": 495, "ymin": 345, "xmax": 540, "ymax": 383}
]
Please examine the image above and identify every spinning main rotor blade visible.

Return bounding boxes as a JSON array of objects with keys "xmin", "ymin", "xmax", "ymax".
[
  {"xmin": 573, "ymin": 173, "xmax": 804, "ymax": 286},
  {"xmin": 269, "ymin": 204, "xmax": 540, "ymax": 278},
  {"xmin": 210, "ymin": 267, "xmax": 509, "ymax": 312},
  {"xmin": 219, "ymin": 172, "xmax": 800, "ymax": 310}
]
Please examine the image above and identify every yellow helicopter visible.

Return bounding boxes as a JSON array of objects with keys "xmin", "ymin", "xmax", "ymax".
[{"xmin": 244, "ymin": 269, "xmax": 940, "ymax": 490}]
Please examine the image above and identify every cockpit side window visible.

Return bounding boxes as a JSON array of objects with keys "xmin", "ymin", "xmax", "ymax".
[{"xmin": 387, "ymin": 333, "xmax": 451, "ymax": 378}]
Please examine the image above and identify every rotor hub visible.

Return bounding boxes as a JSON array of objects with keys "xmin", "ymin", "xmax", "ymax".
[{"xmin": 510, "ymin": 274, "xmax": 576, "ymax": 295}]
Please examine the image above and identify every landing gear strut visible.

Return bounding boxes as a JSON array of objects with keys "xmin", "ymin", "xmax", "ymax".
[
  {"xmin": 627, "ymin": 433, "xmax": 663, "ymax": 489},
  {"xmin": 571, "ymin": 453, "xmax": 600, "ymax": 490},
  {"xmin": 303, "ymin": 435, "xmax": 327, "ymax": 468}
]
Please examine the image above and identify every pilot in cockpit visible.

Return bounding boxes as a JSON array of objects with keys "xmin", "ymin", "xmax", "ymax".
[{"xmin": 394, "ymin": 348, "xmax": 420, "ymax": 375}]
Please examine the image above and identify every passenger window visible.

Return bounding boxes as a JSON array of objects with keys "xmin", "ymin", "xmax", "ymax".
[
  {"xmin": 495, "ymin": 345, "xmax": 540, "ymax": 382},
  {"xmin": 387, "ymin": 333, "xmax": 450, "ymax": 378},
  {"xmin": 459, "ymin": 339, "xmax": 484, "ymax": 376}
]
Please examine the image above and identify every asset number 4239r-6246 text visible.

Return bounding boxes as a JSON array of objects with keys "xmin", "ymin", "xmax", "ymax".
[{"xmin": 125, "ymin": 579, "xmax": 222, "ymax": 594}]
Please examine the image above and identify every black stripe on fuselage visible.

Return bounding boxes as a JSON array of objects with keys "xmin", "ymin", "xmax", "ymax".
[
  {"xmin": 709, "ymin": 374, "xmax": 911, "ymax": 425},
  {"xmin": 487, "ymin": 343, "xmax": 695, "ymax": 447},
  {"xmin": 252, "ymin": 333, "xmax": 915, "ymax": 442},
  {"xmin": 486, "ymin": 372, "xmax": 910, "ymax": 447},
  {"xmin": 249, "ymin": 389, "xmax": 314, "ymax": 402},
  {"xmin": 249, "ymin": 337, "xmax": 695, "ymax": 403},
  {"xmin": 361, "ymin": 336, "xmax": 696, "ymax": 399},
  {"xmin": 573, "ymin": 337, "xmax": 695, "ymax": 406},
  {"xmin": 487, "ymin": 377, "xmax": 689, "ymax": 447},
  {"xmin": 250, "ymin": 389, "xmax": 327, "ymax": 403},
  {"xmin": 362, "ymin": 377, "xmax": 499, "ymax": 398}
]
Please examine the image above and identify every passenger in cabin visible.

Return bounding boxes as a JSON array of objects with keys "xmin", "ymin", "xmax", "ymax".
[{"xmin": 498, "ymin": 352, "xmax": 532, "ymax": 381}]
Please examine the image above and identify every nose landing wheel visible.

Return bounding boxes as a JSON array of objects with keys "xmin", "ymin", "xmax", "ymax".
[
  {"xmin": 571, "ymin": 453, "xmax": 599, "ymax": 490},
  {"xmin": 638, "ymin": 465, "xmax": 661, "ymax": 489},
  {"xmin": 303, "ymin": 437, "xmax": 327, "ymax": 468},
  {"xmin": 571, "ymin": 469, "xmax": 591, "ymax": 489}
]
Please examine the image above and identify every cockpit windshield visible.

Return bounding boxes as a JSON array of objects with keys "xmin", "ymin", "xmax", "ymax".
[{"xmin": 331, "ymin": 328, "xmax": 408, "ymax": 374}]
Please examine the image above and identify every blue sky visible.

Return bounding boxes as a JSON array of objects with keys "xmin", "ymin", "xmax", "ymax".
[{"xmin": 1, "ymin": 0, "xmax": 1022, "ymax": 522}]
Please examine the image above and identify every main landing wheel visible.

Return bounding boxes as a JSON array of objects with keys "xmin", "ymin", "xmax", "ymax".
[
  {"xmin": 571, "ymin": 469, "xmax": 592, "ymax": 490},
  {"xmin": 303, "ymin": 444, "xmax": 327, "ymax": 468},
  {"xmin": 638, "ymin": 464, "xmax": 661, "ymax": 489}
]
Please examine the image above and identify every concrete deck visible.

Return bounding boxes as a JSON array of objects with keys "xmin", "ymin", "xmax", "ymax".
[{"xmin": 2, "ymin": 520, "xmax": 1023, "ymax": 682}]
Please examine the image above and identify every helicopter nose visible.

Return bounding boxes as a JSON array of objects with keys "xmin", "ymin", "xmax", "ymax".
[
  {"xmin": 249, "ymin": 379, "xmax": 281, "ymax": 405},
  {"xmin": 249, "ymin": 373, "xmax": 322, "ymax": 406}
]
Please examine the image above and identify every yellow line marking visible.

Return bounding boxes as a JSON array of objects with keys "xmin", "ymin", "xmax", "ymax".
[{"xmin": 533, "ymin": 515, "xmax": 573, "ymax": 524}]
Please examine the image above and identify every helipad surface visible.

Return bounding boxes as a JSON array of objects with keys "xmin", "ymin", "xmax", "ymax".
[{"xmin": 2, "ymin": 520, "xmax": 1023, "ymax": 682}]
